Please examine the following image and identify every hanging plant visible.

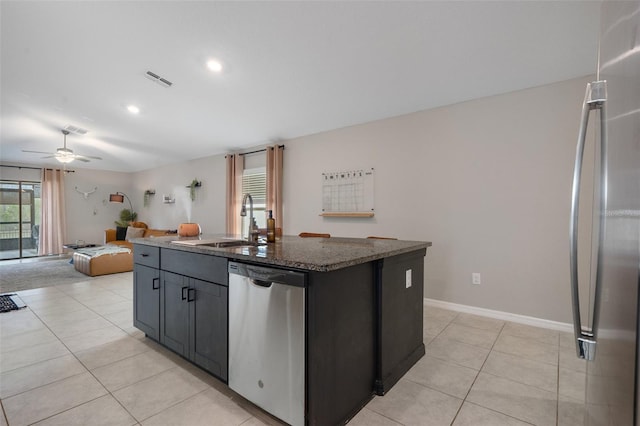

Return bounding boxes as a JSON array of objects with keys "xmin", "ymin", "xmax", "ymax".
[
  {"xmin": 143, "ymin": 189, "xmax": 156, "ymax": 207},
  {"xmin": 187, "ymin": 179, "xmax": 202, "ymax": 202}
]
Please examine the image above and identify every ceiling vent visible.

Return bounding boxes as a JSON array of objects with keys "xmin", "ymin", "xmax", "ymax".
[
  {"xmin": 145, "ymin": 71, "xmax": 173, "ymax": 88},
  {"xmin": 63, "ymin": 124, "xmax": 88, "ymax": 135}
]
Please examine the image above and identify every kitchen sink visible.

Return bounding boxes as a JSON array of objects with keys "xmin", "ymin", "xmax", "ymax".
[
  {"xmin": 201, "ymin": 240, "xmax": 265, "ymax": 248},
  {"xmin": 171, "ymin": 238, "xmax": 265, "ymax": 248}
]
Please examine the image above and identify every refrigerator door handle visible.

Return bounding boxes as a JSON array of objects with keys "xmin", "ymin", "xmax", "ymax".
[{"xmin": 569, "ymin": 80, "xmax": 607, "ymax": 361}]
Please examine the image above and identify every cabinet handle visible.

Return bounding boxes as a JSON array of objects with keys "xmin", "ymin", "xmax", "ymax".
[
  {"xmin": 187, "ymin": 288, "xmax": 196, "ymax": 302},
  {"xmin": 181, "ymin": 286, "xmax": 188, "ymax": 300},
  {"xmin": 152, "ymin": 277, "xmax": 159, "ymax": 290},
  {"xmin": 141, "ymin": 253, "xmax": 150, "ymax": 257}
]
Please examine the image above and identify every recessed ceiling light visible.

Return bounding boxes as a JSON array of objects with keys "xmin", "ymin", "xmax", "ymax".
[
  {"xmin": 127, "ymin": 105, "xmax": 140, "ymax": 114},
  {"xmin": 207, "ymin": 59, "xmax": 223, "ymax": 73}
]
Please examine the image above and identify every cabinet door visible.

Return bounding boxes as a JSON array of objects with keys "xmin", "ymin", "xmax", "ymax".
[
  {"xmin": 160, "ymin": 271, "xmax": 190, "ymax": 357},
  {"xmin": 133, "ymin": 264, "xmax": 160, "ymax": 340},
  {"xmin": 190, "ymin": 278, "xmax": 228, "ymax": 381}
]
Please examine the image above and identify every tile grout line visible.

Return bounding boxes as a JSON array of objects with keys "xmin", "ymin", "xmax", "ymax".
[
  {"xmin": 369, "ymin": 409, "xmax": 405, "ymax": 426},
  {"xmin": 0, "ymin": 400, "xmax": 8, "ymax": 426},
  {"xmin": 57, "ymin": 282, "xmax": 229, "ymax": 424},
  {"xmin": 368, "ymin": 310, "xmax": 461, "ymax": 425},
  {"xmin": 1, "ymin": 276, "xmax": 136, "ymax": 423},
  {"xmin": 7, "ymin": 280, "xmax": 571, "ymax": 425},
  {"xmin": 1, "ymin": 308, "xmax": 99, "ymax": 424},
  {"xmin": 447, "ymin": 318, "xmax": 506, "ymax": 425},
  {"xmin": 9, "ymin": 281, "xmax": 144, "ymax": 426},
  {"xmin": 21, "ymin": 394, "xmax": 117, "ymax": 426},
  {"xmin": 49, "ymin": 279, "xmax": 145, "ymax": 425},
  {"xmin": 132, "ymin": 384, "xmax": 209, "ymax": 424}
]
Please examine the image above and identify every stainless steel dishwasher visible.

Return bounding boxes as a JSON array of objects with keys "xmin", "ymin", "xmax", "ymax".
[{"xmin": 228, "ymin": 261, "xmax": 306, "ymax": 426}]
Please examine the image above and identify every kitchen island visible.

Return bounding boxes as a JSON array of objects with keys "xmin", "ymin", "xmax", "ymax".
[{"xmin": 132, "ymin": 235, "xmax": 431, "ymax": 425}]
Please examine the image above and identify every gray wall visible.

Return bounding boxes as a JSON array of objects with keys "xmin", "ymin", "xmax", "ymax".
[
  {"xmin": 281, "ymin": 75, "xmax": 593, "ymax": 323},
  {"xmin": 3, "ymin": 75, "xmax": 593, "ymax": 323}
]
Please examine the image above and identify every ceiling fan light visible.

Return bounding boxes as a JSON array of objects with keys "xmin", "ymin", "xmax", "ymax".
[{"xmin": 56, "ymin": 155, "xmax": 74, "ymax": 164}]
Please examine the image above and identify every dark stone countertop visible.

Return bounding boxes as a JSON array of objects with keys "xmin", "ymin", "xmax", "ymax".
[{"xmin": 131, "ymin": 234, "xmax": 431, "ymax": 272}]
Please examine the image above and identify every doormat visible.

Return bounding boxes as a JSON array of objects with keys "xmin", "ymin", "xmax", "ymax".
[{"xmin": 0, "ymin": 294, "xmax": 27, "ymax": 313}]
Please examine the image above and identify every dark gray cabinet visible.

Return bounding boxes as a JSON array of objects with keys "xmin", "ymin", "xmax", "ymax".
[
  {"xmin": 190, "ymin": 277, "xmax": 228, "ymax": 379},
  {"xmin": 159, "ymin": 249, "xmax": 228, "ymax": 381},
  {"xmin": 159, "ymin": 271, "xmax": 190, "ymax": 357},
  {"xmin": 133, "ymin": 264, "xmax": 160, "ymax": 340},
  {"xmin": 133, "ymin": 244, "xmax": 161, "ymax": 341},
  {"xmin": 133, "ymin": 245, "xmax": 228, "ymax": 381},
  {"xmin": 306, "ymin": 262, "xmax": 375, "ymax": 426},
  {"xmin": 375, "ymin": 249, "xmax": 427, "ymax": 394},
  {"xmin": 305, "ymin": 249, "xmax": 427, "ymax": 424}
]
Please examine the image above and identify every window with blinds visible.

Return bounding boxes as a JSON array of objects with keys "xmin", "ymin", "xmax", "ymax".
[
  {"xmin": 242, "ymin": 168, "xmax": 266, "ymax": 205},
  {"xmin": 241, "ymin": 167, "xmax": 267, "ymax": 232}
]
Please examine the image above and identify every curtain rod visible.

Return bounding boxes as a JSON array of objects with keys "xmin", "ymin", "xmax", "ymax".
[
  {"xmin": 226, "ymin": 144, "xmax": 285, "ymax": 158},
  {"xmin": 1, "ymin": 164, "xmax": 75, "ymax": 173}
]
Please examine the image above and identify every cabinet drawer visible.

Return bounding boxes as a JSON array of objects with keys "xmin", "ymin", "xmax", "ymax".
[
  {"xmin": 133, "ymin": 244, "xmax": 160, "ymax": 268},
  {"xmin": 161, "ymin": 248, "xmax": 228, "ymax": 285}
]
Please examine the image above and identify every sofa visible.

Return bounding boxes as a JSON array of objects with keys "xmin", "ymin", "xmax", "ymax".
[
  {"xmin": 104, "ymin": 221, "xmax": 172, "ymax": 249},
  {"xmin": 73, "ymin": 222, "xmax": 171, "ymax": 277}
]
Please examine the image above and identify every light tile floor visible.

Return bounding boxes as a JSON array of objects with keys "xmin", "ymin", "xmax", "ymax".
[{"xmin": 0, "ymin": 272, "xmax": 586, "ymax": 425}]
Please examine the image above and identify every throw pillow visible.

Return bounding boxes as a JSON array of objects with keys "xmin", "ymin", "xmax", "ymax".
[
  {"xmin": 125, "ymin": 226, "xmax": 145, "ymax": 241},
  {"xmin": 116, "ymin": 226, "xmax": 128, "ymax": 241}
]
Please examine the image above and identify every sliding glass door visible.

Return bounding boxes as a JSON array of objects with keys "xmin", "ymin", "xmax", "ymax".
[{"xmin": 0, "ymin": 180, "xmax": 41, "ymax": 260}]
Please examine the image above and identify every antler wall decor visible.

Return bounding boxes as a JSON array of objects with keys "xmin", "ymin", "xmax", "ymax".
[{"xmin": 75, "ymin": 186, "xmax": 98, "ymax": 199}]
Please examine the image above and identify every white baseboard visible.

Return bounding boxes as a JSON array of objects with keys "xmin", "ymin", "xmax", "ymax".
[{"xmin": 424, "ymin": 298, "xmax": 574, "ymax": 333}]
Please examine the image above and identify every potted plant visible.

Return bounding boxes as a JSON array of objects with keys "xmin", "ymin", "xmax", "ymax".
[
  {"xmin": 115, "ymin": 208, "xmax": 138, "ymax": 227},
  {"xmin": 188, "ymin": 179, "xmax": 202, "ymax": 202}
]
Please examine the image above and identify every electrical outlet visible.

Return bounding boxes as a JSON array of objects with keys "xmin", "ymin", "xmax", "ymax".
[
  {"xmin": 472, "ymin": 273, "xmax": 481, "ymax": 285},
  {"xmin": 406, "ymin": 269, "xmax": 412, "ymax": 288}
]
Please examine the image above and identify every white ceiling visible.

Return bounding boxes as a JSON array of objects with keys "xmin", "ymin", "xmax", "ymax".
[{"xmin": 1, "ymin": 1, "xmax": 601, "ymax": 173}]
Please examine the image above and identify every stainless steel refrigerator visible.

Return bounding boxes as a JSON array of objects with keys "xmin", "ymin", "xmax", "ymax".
[{"xmin": 569, "ymin": 1, "xmax": 640, "ymax": 424}]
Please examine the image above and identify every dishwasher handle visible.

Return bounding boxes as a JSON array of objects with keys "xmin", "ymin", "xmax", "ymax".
[
  {"xmin": 250, "ymin": 279, "xmax": 273, "ymax": 288},
  {"xmin": 229, "ymin": 261, "xmax": 306, "ymax": 288}
]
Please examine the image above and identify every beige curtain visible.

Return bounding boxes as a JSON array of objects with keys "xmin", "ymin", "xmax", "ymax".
[
  {"xmin": 225, "ymin": 153, "xmax": 244, "ymax": 235},
  {"xmin": 266, "ymin": 144, "xmax": 284, "ymax": 233},
  {"xmin": 39, "ymin": 168, "xmax": 66, "ymax": 255}
]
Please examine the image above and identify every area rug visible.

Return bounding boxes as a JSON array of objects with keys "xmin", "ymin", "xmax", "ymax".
[{"xmin": 0, "ymin": 257, "xmax": 92, "ymax": 293}]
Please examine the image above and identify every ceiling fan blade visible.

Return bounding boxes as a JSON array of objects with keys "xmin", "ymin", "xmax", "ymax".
[
  {"xmin": 22, "ymin": 150, "xmax": 55, "ymax": 155},
  {"xmin": 22, "ymin": 130, "xmax": 100, "ymax": 163}
]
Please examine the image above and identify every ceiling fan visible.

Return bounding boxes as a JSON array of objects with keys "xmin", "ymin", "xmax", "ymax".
[{"xmin": 22, "ymin": 129, "xmax": 102, "ymax": 163}]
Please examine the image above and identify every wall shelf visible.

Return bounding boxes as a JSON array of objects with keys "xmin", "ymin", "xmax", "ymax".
[{"xmin": 319, "ymin": 212, "xmax": 374, "ymax": 218}]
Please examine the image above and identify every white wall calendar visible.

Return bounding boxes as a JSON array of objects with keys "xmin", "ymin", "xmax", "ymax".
[{"xmin": 321, "ymin": 168, "xmax": 375, "ymax": 217}]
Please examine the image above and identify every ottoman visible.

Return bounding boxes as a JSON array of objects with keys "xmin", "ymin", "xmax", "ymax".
[{"xmin": 73, "ymin": 246, "xmax": 133, "ymax": 277}]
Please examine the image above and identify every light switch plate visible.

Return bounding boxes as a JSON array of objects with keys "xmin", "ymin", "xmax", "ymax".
[
  {"xmin": 406, "ymin": 269, "xmax": 412, "ymax": 288},
  {"xmin": 472, "ymin": 273, "xmax": 481, "ymax": 285}
]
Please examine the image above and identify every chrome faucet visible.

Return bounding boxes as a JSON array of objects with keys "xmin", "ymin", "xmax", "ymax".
[{"xmin": 240, "ymin": 193, "xmax": 259, "ymax": 243}]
